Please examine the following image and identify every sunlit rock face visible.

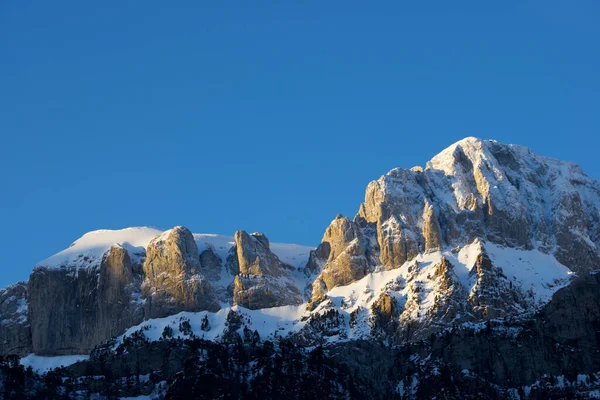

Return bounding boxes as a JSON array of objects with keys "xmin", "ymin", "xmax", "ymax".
[
  {"xmin": 142, "ymin": 226, "xmax": 219, "ymax": 318},
  {"xmin": 311, "ymin": 137, "xmax": 600, "ymax": 306},
  {"xmin": 28, "ymin": 244, "xmax": 147, "ymax": 355},
  {"xmin": 231, "ymin": 231, "xmax": 302, "ymax": 309}
]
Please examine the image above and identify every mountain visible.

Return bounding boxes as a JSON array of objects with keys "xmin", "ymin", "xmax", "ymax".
[{"xmin": 1, "ymin": 137, "xmax": 600, "ymax": 399}]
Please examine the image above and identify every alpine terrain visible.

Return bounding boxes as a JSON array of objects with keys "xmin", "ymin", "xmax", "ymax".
[{"xmin": 2, "ymin": 137, "xmax": 600, "ymax": 399}]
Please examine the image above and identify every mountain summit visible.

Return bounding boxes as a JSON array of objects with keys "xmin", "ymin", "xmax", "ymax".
[{"xmin": 2, "ymin": 137, "xmax": 600, "ymax": 399}]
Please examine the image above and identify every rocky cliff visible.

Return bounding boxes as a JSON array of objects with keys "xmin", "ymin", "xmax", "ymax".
[
  {"xmin": 231, "ymin": 230, "xmax": 303, "ymax": 309},
  {"xmin": 142, "ymin": 227, "xmax": 219, "ymax": 318},
  {"xmin": 8, "ymin": 227, "xmax": 312, "ymax": 355},
  {"xmin": 28, "ymin": 241, "xmax": 148, "ymax": 355}
]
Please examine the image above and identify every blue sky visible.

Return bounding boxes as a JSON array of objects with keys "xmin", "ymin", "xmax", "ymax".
[{"xmin": 1, "ymin": 2, "xmax": 598, "ymax": 287}]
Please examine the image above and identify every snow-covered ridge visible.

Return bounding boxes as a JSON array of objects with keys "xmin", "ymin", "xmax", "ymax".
[
  {"xmin": 35, "ymin": 227, "xmax": 163, "ymax": 269},
  {"xmin": 35, "ymin": 227, "xmax": 313, "ymax": 270},
  {"xmin": 118, "ymin": 242, "xmax": 573, "ymax": 344},
  {"xmin": 117, "ymin": 305, "xmax": 308, "ymax": 345}
]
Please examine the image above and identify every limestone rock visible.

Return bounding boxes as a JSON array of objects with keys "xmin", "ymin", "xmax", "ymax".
[
  {"xmin": 235, "ymin": 231, "xmax": 290, "ymax": 277},
  {"xmin": 98, "ymin": 244, "xmax": 145, "ymax": 340},
  {"xmin": 422, "ymin": 200, "xmax": 442, "ymax": 251},
  {"xmin": 310, "ymin": 216, "xmax": 370, "ymax": 302},
  {"xmin": 233, "ymin": 275, "xmax": 302, "ymax": 310},
  {"xmin": 370, "ymin": 292, "xmax": 399, "ymax": 339},
  {"xmin": 304, "ymin": 242, "xmax": 330, "ymax": 275},
  {"xmin": 351, "ymin": 137, "xmax": 600, "ymax": 274},
  {"xmin": 231, "ymin": 230, "xmax": 302, "ymax": 309},
  {"xmin": 142, "ymin": 226, "xmax": 219, "ymax": 318},
  {"xmin": 322, "ymin": 215, "xmax": 363, "ymax": 262},
  {"xmin": 29, "ymin": 266, "xmax": 102, "ymax": 355},
  {"xmin": 467, "ymin": 247, "xmax": 525, "ymax": 319},
  {"xmin": 28, "ymin": 244, "xmax": 147, "ymax": 355},
  {"xmin": 377, "ymin": 216, "xmax": 418, "ymax": 269},
  {"xmin": 199, "ymin": 248, "xmax": 223, "ymax": 282}
]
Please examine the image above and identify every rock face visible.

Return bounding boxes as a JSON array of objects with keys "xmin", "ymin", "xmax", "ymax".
[
  {"xmin": 231, "ymin": 231, "xmax": 302, "ymax": 309},
  {"xmin": 198, "ymin": 248, "xmax": 223, "ymax": 282},
  {"xmin": 142, "ymin": 227, "xmax": 219, "ymax": 318},
  {"xmin": 26, "ymin": 227, "xmax": 219, "ymax": 355},
  {"xmin": 28, "ymin": 244, "xmax": 146, "ymax": 355},
  {"xmin": 234, "ymin": 231, "xmax": 281, "ymax": 276},
  {"xmin": 29, "ymin": 266, "xmax": 103, "ymax": 355},
  {"xmin": 467, "ymin": 249, "xmax": 525, "ymax": 319},
  {"xmin": 309, "ymin": 216, "xmax": 370, "ymax": 302},
  {"xmin": 98, "ymin": 244, "xmax": 145, "ymax": 340},
  {"xmin": 14, "ymin": 226, "xmax": 311, "ymax": 356},
  {"xmin": 311, "ymin": 137, "xmax": 600, "ymax": 304},
  {"xmin": 0, "ymin": 282, "xmax": 31, "ymax": 356}
]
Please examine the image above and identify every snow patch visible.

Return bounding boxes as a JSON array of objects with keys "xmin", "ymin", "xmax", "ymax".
[
  {"xmin": 20, "ymin": 354, "xmax": 89, "ymax": 373},
  {"xmin": 118, "ymin": 305, "xmax": 308, "ymax": 344}
]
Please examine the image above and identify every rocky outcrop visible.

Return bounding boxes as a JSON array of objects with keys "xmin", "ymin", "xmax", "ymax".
[
  {"xmin": 395, "ymin": 258, "xmax": 468, "ymax": 341},
  {"xmin": 29, "ymin": 266, "xmax": 102, "ymax": 355},
  {"xmin": 19, "ymin": 226, "xmax": 311, "ymax": 355},
  {"xmin": 142, "ymin": 227, "xmax": 219, "ymax": 318},
  {"xmin": 233, "ymin": 275, "xmax": 302, "ymax": 309},
  {"xmin": 198, "ymin": 248, "xmax": 223, "ymax": 282},
  {"xmin": 304, "ymin": 242, "xmax": 330, "ymax": 275},
  {"xmin": 97, "ymin": 244, "xmax": 145, "ymax": 340},
  {"xmin": 424, "ymin": 257, "xmax": 467, "ymax": 324},
  {"xmin": 467, "ymin": 248, "xmax": 525, "ymax": 319},
  {"xmin": 234, "ymin": 231, "xmax": 288, "ymax": 277},
  {"xmin": 370, "ymin": 292, "xmax": 399, "ymax": 339},
  {"xmin": 422, "ymin": 200, "xmax": 443, "ymax": 251},
  {"xmin": 231, "ymin": 231, "xmax": 302, "ymax": 309},
  {"xmin": 308, "ymin": 137, "xmax": 600, "ymax": 308},
  {"xmin": 0, "ymin": 282, "xmax": 31, "ymax": 356},
  {"xmin": 376, "ymin": 215, "xmax": 418, "ymax": 269},
  {"xmin": 28, "ymin": 244, "xmax": 147, "ymax": 355},
  {"xmin": 309, "ymin": 216, "xmax": 370, "ymax": 303}
]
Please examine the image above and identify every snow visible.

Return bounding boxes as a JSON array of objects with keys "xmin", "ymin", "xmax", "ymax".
[
  {"xmin": 0, "ymin": 284, "xmax": 29, "ymax": 325},
  {"xmin": 485, "ymin": 242, "xmax": 573, "ymax": 303},
  {"xmin": 270, "ymin": 242, "xmax": 313, "ymax": 269},
  {"xmin": 422, "ymin": 137, "xmax": 600, "ymax": 248},
  {"xmin": 311, "ymin": 240, "xmax": 571, "ymax": 338},
  {"xmin": 194, "ymin": 234, "xmax": 236, "ymax": 263},
  {"xmin": 115, "ymin": 240, "xmax": 573, "ymax": 345},
  {"xmin": 36, "ymin": 227, "xmax": 163, "ymax": 269},
  {"xmin": 192, "ymin": 233, "xmax": 314, "ymax": 302},
  {"xmin": 117, "ymin": 304, "xmax": 308, "ymax": 344},
  {"xmin": 20, "ymin": 353, "xmax": 89, "ymax": 373},
  {"xmin": 27, "ymin": 220, "xmax": 574, "ymax": 347}
]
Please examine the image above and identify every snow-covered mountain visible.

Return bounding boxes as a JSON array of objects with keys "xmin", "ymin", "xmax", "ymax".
[{"xmin": 2, "ymin": 137, "xmax": 600, "ymax": 399}]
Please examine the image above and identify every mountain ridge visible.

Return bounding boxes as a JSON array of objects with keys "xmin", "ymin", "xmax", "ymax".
[{"xmin": 2, "ymin": 137, "xmax": 600, "ymax": 399}]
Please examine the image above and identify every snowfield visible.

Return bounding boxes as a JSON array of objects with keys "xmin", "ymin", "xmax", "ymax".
[
  {"xmin": 116, "ymin": 305, "xmax": 308, "ymax": 345},
  {"xmin": 20, "ymin": 354, "xmax": 89, "ymax": 373}
]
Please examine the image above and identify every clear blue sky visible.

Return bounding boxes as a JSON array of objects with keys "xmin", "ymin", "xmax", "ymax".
[{"xmin": 1, "ymin": 2, "xmax": 598, "ymax": 287}]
